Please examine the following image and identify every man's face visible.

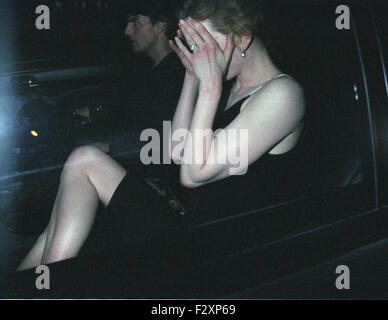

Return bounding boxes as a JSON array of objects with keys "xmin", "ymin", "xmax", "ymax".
[{"xmin": 124, "ymin": 15, "xmax": 158, "ymax": 53}]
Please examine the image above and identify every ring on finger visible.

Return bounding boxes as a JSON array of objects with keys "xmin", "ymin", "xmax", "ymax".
[{"xmin": 189, "ymin": 43, "xmax": 196, "ymax": 52}]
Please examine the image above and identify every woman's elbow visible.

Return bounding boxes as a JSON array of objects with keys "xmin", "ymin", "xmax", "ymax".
[
  {"xmin": 179, "ymin": 174, "xmax": 200, "ymax": 189},
  {"xmin": 179, "ymin": 167, "xmax": 206, "ymax": 189},
  {"xmin": 171, "ymin": 154, "xmax": 182, "ymax": 165}
]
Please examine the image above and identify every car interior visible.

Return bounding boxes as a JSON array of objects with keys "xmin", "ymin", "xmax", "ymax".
[{"xmin": 0, "ymin": 0, "xmax": 387, "ymax": 298}]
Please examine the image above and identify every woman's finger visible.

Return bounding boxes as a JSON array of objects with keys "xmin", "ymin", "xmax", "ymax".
[
  {"xmin": 169, "ymin": 39, "xmax": 194, "ymax": 72},
  {"xmin": 180, "ymin": 20, "xmax": 205, "ymax": 49},
  {"xmin": 177, "ymin": 28, "xmax": 194, "ymax": 51},
  {"xmin": 169, "ymin": 39, "xmax": 179, "ymax": 53},
  {"xmin": 174, "ymin": 36, "xmax": 193, "ymax": 60},
  {"xmin": 169, "ymin": 39, "xmax": 185, "ymax": 59},
  {"xmin": 178, "ymin": 20, "xmax": 196, "ymax": 44},
  {"xmin": 188, "ymin": 18, "xmax": 218, "ymax": 48},
  {"xmin": 169, "ymin": 38, "xmax": 188, "ymax": 61},
  {"xmin": 177, "ymin": 28, "xmax": 183, "ymax": 40}
]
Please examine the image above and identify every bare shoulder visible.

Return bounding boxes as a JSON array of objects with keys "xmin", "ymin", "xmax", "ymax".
[{"xmin": 243, "ymin": 75, "xmax": 305, "ymax": 119}]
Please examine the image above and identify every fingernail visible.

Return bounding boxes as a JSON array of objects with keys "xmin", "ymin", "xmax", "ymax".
[{"xmin": 180, "ymin": 19, "xmax": 185, "ymax": 24}]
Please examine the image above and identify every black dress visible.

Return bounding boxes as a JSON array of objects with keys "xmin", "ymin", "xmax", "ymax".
[{"xmin": 81, "ymin": 75, "xmax": 306, "ymax": 255}]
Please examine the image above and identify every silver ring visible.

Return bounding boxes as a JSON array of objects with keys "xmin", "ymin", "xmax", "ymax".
[{"xmin": 189, "ymin": 43, "xmax": 196, "ymax": 52}]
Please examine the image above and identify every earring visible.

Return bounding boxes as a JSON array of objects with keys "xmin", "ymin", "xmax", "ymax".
[{"xmin": 241, "ymin": 49, "xmax": 247, "ymax": 58}]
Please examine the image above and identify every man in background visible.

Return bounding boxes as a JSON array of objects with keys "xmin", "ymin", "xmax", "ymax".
[{"xmin": 75, "ymin": 0, "xmax": 184, "ymax": 156}]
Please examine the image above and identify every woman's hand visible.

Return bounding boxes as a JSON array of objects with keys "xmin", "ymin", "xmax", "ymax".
[
  {"xmin": 173, "ymin": 18, "xmax": 234, "ymax": 89},
  {"xmin": 169, "ymin": 29, "xmax": 196, "ymax": 78}
]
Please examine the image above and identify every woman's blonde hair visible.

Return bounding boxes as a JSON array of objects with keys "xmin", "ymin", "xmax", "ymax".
[{"xmin": 179, "ymin": 0, "xmax": 266, "ymax": 39}]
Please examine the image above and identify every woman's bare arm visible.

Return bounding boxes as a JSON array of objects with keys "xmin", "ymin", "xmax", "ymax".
[
  {"xmin": 170, "ymin": 72, "xmax": 199, "ymax": 163},
  {"xmin": 180, "ymin": 77, "xmax": 305, "ymax": 188}
]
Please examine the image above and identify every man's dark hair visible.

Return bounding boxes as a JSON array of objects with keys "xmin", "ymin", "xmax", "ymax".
[{"xmin": 126, "ymin": 0, "xmax": 182, "ymax": 39}]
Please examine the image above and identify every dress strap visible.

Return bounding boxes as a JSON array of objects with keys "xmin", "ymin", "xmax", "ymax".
[{"xmin": 249, "ymin": 73, "xmax": 289, "ymax": 96}]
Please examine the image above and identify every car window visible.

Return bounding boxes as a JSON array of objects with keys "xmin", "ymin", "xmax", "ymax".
[{"xmin": 0, "ymin": 0, "xmax": 130, "ymax": 71}]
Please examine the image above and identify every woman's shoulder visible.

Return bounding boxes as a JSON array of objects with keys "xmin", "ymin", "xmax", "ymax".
[
  {"xmin": 243, "ymin": 74, "xmax": 305, "ymax": 117},
  {"xmin": 257, "ymin": 74, "xmax": 304, "ymax": 102}
]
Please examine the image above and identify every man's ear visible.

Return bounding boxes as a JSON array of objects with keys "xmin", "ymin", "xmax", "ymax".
[{"xmin": 154, "ymin": 21, "xmax": 168, "ymax": 36}]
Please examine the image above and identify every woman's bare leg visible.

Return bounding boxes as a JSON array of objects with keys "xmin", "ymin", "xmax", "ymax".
[
  {"xmin": 17, "ymin": 146, "xmax": 126, "ymax": 271},
  {"xmin": 17, "ymin": 230, "xmax": 48, "ymax": 271}
]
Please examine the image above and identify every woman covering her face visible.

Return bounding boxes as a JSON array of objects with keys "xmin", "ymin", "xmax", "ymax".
[{"xmin": 18, "ymin": 0, "xmax": 305, "ymax": 271}]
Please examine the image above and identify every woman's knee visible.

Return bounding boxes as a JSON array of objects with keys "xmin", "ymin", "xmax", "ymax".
[{"xmin": 62, "ymin": 145, "xmax": 104, "ymax": 178}]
